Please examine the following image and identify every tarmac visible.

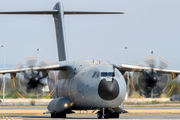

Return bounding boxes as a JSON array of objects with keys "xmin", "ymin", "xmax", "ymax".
[
  {"xmin": 0, "ymin": 106, "xmax": 180, "ymax": 120},
  {"xmin": 2, "ymin": 115, "xmax": 180, "ymax": 120}
]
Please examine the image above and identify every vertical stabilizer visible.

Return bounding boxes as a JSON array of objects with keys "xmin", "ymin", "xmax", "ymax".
[
  {"xmin": 53, "ymin": 2, "xmax": 67, "ymax": 61},
  {"xmin": 0, "ymin": 2, "xmax": 124, "ymax": 62}
]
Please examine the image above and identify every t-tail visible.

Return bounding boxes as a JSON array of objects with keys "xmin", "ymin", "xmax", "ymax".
[{"xmin": 0, "ymin": 2, "xmax": 124, "ymax": 61}]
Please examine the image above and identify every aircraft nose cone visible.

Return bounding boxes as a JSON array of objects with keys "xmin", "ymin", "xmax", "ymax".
[{"xmin": 98, "ymin": 79, "xmax": 119, "ymax": 100}]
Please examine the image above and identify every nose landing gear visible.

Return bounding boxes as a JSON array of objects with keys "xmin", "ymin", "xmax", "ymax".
[{"xmin": 97, "ymin": 108, "xmax": 119, "ymax": 119}]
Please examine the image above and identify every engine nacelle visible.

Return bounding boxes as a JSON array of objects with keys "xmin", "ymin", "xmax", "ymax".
[{"xmin": 47, "ymin": 97, "xmax": 72, "ymax": 113}]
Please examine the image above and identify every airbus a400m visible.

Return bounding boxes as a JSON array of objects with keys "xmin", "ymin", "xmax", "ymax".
[{"xmin": 0, "ymin": 2, "xmax": 180, "ymax": 119}]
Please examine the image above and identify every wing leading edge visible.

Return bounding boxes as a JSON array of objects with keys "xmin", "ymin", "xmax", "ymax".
[
  {"xmin": 113, "ymin": 63, "xmax": 180, "ymax": 75},
  {"xmin": 0, "ymin": 61, "xmax": 73, "ymax": 75}
]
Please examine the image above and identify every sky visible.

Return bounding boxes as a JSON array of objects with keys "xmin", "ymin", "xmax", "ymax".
[{"xmin": 0, "ymin": 0, "xmax": 180, "ymax": 70}]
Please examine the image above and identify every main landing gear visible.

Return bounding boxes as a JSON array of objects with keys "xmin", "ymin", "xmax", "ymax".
[
  {"xmin": 97, "ymin": 108, "xmax": 119, "ymax": 119},
  {"xmin": 51, "ymin": 112, "xmax": 66, "ymax": 118}
]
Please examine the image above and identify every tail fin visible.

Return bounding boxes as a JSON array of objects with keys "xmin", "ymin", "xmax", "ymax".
[
  {"xmin": 0, "ymin": 2, "xmax": 124, "ymax": 61},
  {"xmin": 53, "ymin": 3, "xmax": 67, "ymax": 61}
]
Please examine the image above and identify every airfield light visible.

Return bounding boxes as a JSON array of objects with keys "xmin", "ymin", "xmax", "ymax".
[
  {"xmin": 125, "ymin": 47, "xmax": 129, "ymax": 62},
  {"xmin": 37, "ymin": 48, "xmax": 41, "ymax": 59},
  {"xmin": 125, "ymin": 47, "xmax": 129, "ymax": 100},
  {"xmin": 36, "ymin": 48, "xmax": 41, "ymax": 99},
  {"xmin": 1, "ymin": 45, "xmax": 5, "ymax": 105},
  {"xmin": 151, "ymin": 51, "xmax": 154, "ymax": 97},
  {"xmin": 64, "ymin": 103, "xmax": 68, "ymax": 107},
  {"xmin": 151, "ymin": 51, "xmax": 154, "ymax": 56}
]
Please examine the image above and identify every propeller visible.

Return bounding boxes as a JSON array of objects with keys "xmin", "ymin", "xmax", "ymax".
[
  {"xmin": 143, "ymin": 57, "xmax": 159, "ymax": 88},
  {"xmin": 6, "ymin": 57, "xmax": 58, "ymax": 99},
  {"xmin": 132, "ymin": 57, "xmax": 172, "ymax": 98},
  {"xmin": 25, "ymin": 70, "xmax": 47, "ymax": 90},
  {"xmin": 144, "ymin": 57, "xmax": 170, "ymax": 87},
  {"xmin": 24, "ymin": 57, "xmax": 48, "ymax": 90},
  {"xmin": 7, "ymin": 57, "xmax": 55, "ymax": 99}
]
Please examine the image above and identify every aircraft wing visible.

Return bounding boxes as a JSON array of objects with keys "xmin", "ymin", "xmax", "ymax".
[
  {"xmin": 0, "ymin": 61, "xmax": 73, "ymax": 75},
  {"xmin": 112, "ymin": 63, "xmax": 180, "ymax": 75}
]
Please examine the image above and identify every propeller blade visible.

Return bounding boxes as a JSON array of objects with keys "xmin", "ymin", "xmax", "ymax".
[
  {"xmin": 159, "ymin": 58, "xmax": 169, "ymax": 69},
  {"xmin": 26, "ymin": 57, "xmax": 38, "ymax": 68},
  {"xmin": 144, "ymin": 56, "xmax": 156, "ymax": 69}
]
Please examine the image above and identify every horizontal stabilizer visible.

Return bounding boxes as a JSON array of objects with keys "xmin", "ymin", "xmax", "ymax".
[
  {"xmin": 0, "ymin": 10, "xmax": 58, "ymax": 14},
  {"xmin": 64, "ymin": 11, "xmax": 124, "ymax": 15},
  {"xmin": 0, "ymin": 11, "xmax": 124, "ymax": 15}
]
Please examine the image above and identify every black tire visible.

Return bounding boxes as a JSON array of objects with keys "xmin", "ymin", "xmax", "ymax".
[
  {"xmin": 97, "ymin": 112, "xmax": 103, "ymax": 119},
  {"xmin": 111, "ymin": 113, "xmax": 119, "ymax": 118},
  {"xmin": 56, "ymin": 112, "xmax": 66, "ymax": 118},
  {"xmin": 51, "ymin": 112, "xmax": 66, "ymax": 118},
  {"xmin": 104, "ymin": 111, "xmax": 110, "ymax": 119},
  {"xmin": 51, "ymin": 113, "xmax": 56, "ymax": 118}
]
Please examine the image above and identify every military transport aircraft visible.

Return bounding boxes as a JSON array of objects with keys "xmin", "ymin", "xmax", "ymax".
[{"xmin": 0, "ymin": 2, "xmax": 180, "ymax": 119}]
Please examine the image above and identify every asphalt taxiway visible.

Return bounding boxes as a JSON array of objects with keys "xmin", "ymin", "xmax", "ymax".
[
  {"xmin": 2, "ymin": 114, "xmax": 180, "ymax": 120},
  {"xmin": 1, "ymin": 106, "xmax": 179, "ymax": 110},
  {"xmin": 1, "ymin": 106, "xmax": 180, "ymax": 119}
]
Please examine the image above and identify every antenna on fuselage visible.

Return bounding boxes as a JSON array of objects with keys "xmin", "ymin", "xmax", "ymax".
[{"xmin": 0, "ymin": 2, "xmax": 124, "ymax": 61}]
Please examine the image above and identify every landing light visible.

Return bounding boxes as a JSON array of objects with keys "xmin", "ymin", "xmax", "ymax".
[{"xmin": 64, "ymin": 103, "xmax": 68, "ymax": 107}]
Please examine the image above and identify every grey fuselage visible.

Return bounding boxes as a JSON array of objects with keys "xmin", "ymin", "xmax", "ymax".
[{"xmin": 48, "ymin": 60, "xmax": 126, "ymax": 110}]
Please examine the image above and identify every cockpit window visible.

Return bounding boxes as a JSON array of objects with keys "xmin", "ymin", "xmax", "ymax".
[
  {"xmin": 92, "ymin": 71, "xmax": 100, "ymax": 78},
  {"xmin": 108, "ymin": 72, "xmax": 114, "ymax": 76},
  {"xmin": 95, "ymin": 72, "xmax": 100, "ymax": 78},
  {"xmin": 101, "ymin": 72, "xmax": 114, "ymax": 77},
  {"xmin": 101, "ymin": 72, "xmax": 108, "ymax": 77},
  {"xmin": 92, "ymin": 72, "xmax": 97, "ymax": 78}
]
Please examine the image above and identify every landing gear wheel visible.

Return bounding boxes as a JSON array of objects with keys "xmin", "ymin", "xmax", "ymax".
[
  {"xmin": 111, "ymin": 113, "xmax": 119, "ymax": 118},
  {"xmin": 51, "ymin": 113, "xmax": 56, "ymax": 118},
  {"xmin": 97, "ymin": 112, "xmax": 103, "ymax": 119},
  {"xmin": 104, "ymin": 111, "xmax": 110, "ymax": 119},
  {"xmin": 51, "ymin": 112, "xmax": 66, "ymax": 118},
  {"xmin": 56, "ymin": 112, "xmax": 66, "ymax": 118}
]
